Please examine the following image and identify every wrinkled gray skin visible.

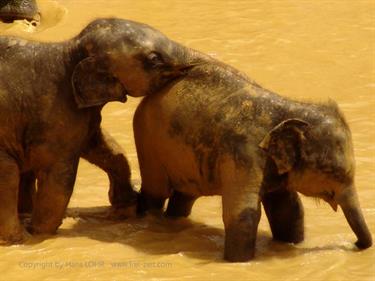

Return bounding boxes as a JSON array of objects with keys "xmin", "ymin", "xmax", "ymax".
[
  {"xmin": 134, "ymin": 58, "xmax": 372, "ymax": 262},
  {"xmin": 0, "ymin": 0, "xmax": 38, "ymax": 22},
  {"xmin": 0, "ymin": 18, "xmax": 197, "ymax": 243}
]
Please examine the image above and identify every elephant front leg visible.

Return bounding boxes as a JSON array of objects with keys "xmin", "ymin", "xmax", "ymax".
[
  {"xmin": 0, "ymin": 151, "xmax": 24, "ymax": 243},
  {"xmin": 18, "ymin": 171, "xmax": 36, "ymax": 215},
  {"xmin": 165, "ymin": 190, "xmax": 197, "ymax": 217},
  {"xmin": 223, "ymin": 197, "xmax": 261, "ymax": 262},
  {"xmin": 221, "ymin": 161, "xmax": 263, "ymax": 262},
  {"xmin": 82, "ymin": 129, "xmax": 137, "ymax": 219},
  {"xmin": 30, "ymin": 159, "xmax": 78, "ymax": 234},
  {"xmin": 262, "ymin": 189, "xmax": 304, "ymax": 243}
]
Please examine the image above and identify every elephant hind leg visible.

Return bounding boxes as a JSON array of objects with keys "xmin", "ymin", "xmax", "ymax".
[
  {"xmin": 136, "ymin": 146, "xmax": 170, "ymax": 215},
  {"xmin": 18, "ymin": 171, "xmax": 36, "ymax": 215},
  {"xmin": 262, "ymin": 189, "xmax": 304, "ymax": 243},
  {"xmin": 165, "ymin": 190, "xmax": 197, "ymax": 217},
  {"xmin": 30, "ymin": 158, "xmax": 79, "ymax": 234},
  {"xmin": 0, "ymin": 151, "xmax": 24, "ymax": 243},
  {"xmin": 137, "ymin": 192, "xmax": 166, "ymax": 215}
]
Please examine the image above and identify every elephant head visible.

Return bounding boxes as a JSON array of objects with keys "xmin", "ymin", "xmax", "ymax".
[
  {"xmin": 0, "ymin": 0, "xmax": 38, "ymax": 22},
  {"xmin": 259, "ymin": 105, "xmax": 372, "ymax": 250},
  {"xmin": 71, "ymin": 18, "xmax": 204, "ymax": 108}
]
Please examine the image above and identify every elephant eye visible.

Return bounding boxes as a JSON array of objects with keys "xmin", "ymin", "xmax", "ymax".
[{"xmin": 146, "ymin": 52, "xmax": 164, "ymax": 66}]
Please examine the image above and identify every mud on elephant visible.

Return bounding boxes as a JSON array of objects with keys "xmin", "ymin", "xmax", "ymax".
[
  {"xmin": 0, "ymin": 18, "xmax": 197, "ymax": 243},
  {"xmin": 134, "ymin": 57, "xmax": 372, "ymax": 261}
]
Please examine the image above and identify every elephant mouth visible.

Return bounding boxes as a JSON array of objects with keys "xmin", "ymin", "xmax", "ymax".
[
  {"xmin": 115, "ymin": 82, "xmax": 128, "ymax": 102},
  {"xmin": 121, "ymin": 88, "xmax": 128, "ymax": 102}
]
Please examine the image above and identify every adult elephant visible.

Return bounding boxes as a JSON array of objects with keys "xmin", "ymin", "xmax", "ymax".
[
  {"xmin": 134, "ymin": 59, "xmax": 372, "ymax": 262},
  {"xmin": 0, "ymin": 0, "xmax": 38, "ymax": 22},
  {"xmin": 0, "ymin": 18, "xmax": 199, "ymax": 243}
]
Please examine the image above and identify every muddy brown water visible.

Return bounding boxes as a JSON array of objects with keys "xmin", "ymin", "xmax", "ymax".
[{"xmin": 0, "ymin": 1, "xmax": 374, "ymax": 280}]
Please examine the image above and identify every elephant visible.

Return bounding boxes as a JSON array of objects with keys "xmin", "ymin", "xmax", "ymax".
[
  {"xmin": 0, "ymin": 18, "xmax": 198, "ymax": 243},
  {"xmin": 0, "ymin": 0, "xmax": 38, "ymax": 22},
  {"xmin": 134, "ymin": 58, "xmax": 373, "ymax": 262}
]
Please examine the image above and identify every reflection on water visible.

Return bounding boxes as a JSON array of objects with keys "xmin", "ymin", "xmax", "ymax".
[{"xmin": 0, "ymin": 0, "xmax": 374, "ymax": 280}]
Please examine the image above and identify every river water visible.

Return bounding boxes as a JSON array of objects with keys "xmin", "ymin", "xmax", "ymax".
[{"xmin": 0, "ymin": 0, "xmax": 374, "ymax": 280}]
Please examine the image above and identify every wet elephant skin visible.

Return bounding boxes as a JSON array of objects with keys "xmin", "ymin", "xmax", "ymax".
[
  {"xmin": 134, "ymin": 59, "xmax": 372, "ymax": 262},
  {"xmin": 0, "ymin": 18, "xmax": 197, "ymax": 243}
]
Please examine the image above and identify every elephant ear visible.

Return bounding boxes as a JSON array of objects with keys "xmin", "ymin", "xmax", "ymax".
[
  {"xmin": 259, "ymin": 119, "xmax": 310, "ymax": 175},
  {"xmin": 71, "ymin": 56, "xmax": 127, "ymax": 108}
]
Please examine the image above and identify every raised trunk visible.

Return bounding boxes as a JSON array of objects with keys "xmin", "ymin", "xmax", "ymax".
[{"xmin": 338, "ymin": 187, "xmax": 372, "ymax": 249}]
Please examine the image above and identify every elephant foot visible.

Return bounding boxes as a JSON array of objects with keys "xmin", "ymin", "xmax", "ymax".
[
  {"xmin": 108, "ymin": 183, "xmax": 138, "ymax": 219},
  {"xmin": 262, "ymin": 190, "xmax": 304, "ymax": 244},
  {"xmin": 0, "ymin": 223, "xmax": 26, "ymax": 245},
  {"xmin": 28, "ymin": 215, "xmax": 65, "ymax": 235},
  {"xmin": 224, "ymin": 210, "xmax": 260, "ymax": 262},
  {"xmin": 137, "ymin": 192, "xmax": 166, "ymax": 215},
  {"xmin": 106, "ymin": 203, "xmax": 137, "ymax": 220},
  {"xmin": 165, "ymin": 191, "xmax": 197, "ymax": 217},
  {"xmin": 0, "ymin": 0, "xmax": 38, "ymax": 22},
  {"xmin": 28, "ymin": 223, "xmax": 59, "ymax": 235},
  {"xmin": 272, "ymin": 227, "xmax": 304, "ymax": 244},
  {"xmin": 224, "ymin": 236, "xmax": 256, "ymax": 262}
]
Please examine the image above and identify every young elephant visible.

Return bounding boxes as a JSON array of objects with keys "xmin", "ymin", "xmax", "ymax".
[
  {"xmin": 0, "ymin": 0, "xmax": 38, "ymax": 22},
  {"xmin": 134, "ymin": 60, "xmax": 372, "ymax": 262},
  {"xmin": 0, "ymin": 18, "xmax": 197, "ymax": 243}
]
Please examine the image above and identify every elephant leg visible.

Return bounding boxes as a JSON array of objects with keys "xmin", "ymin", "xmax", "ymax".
[
  {"xmin": 137, "ymin": 164, "xmax": 169, "ymax": 214},
  {"xmin": 165, "ymin": 190, "xmax": 197, "ymax": 217},
  {"xmin": 221, "ymin": 161, "xmax": 263, "ymax": 262},
  {"xmin": 0, "ymin": 0, "xmax": 38, "ymax": 22},
  {"xmin": 30, "ymin": 158, "xmax": 78, "ymax": 234},
  {"xmin": 136, "ymin": 139, "xmax": 170, "ymax": 214},
  {"xmin": 262, "ymin": 189, "xmax": 304, "ymax": 243},
  {"xmin": 0, "ymin": 151, "xmax": 24, "ymax": 243},
  {"xmin": 138, "ymin": 191, "xmax": 167, "ymax": 215},
  {"xmin": 81, "ymin": 128, "xmax": 137, "ymax": 218},
  {"xmin": 18, "ymin": 171, "xmax": 36, "ymax": 215}
]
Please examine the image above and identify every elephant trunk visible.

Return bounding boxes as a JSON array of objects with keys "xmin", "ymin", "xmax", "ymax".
[{"xmin": 337, "ymin": 187, "xmax": 372, "ymax": 249}]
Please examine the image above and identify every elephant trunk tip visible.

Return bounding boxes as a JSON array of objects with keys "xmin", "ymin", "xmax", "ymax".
[{"xmin": 336, "ymin": 187, "xmax": 373, "ymax": 250}]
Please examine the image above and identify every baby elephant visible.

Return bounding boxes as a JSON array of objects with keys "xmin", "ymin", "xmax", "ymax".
[
  {"xmin": 0, "ymin": 0, "xmax": 38, "ymax": 22},
  {"xmin": 0, "ymin": 18, "xmax": 197, "ymax": 243},
  {"xmin": 134, "ymin": 58, "xmax": 372, "ymax": 261}
]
